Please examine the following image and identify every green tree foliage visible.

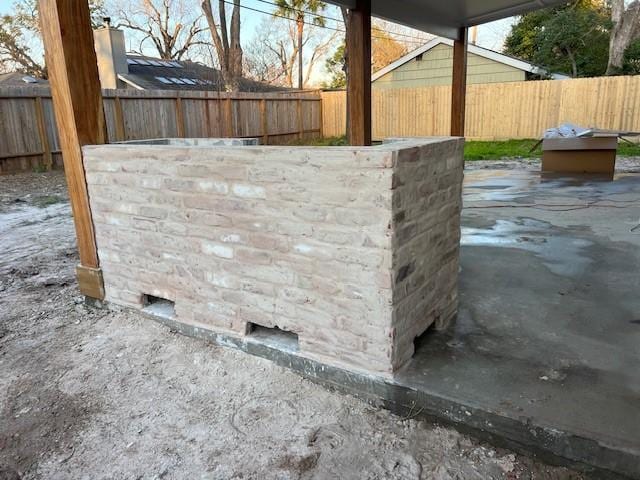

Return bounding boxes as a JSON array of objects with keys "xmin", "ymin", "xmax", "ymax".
[
  {"xmin": 623, "ymin": 38, "xmax": 640, "ymax": 74},
  {"xmin": 504, "ymin": 0, "xmax": 611, "ymax": 78},
  {"xmin": 324, "ymin": 27, "xmax": 407, "ymax": 89},
  {"xmin": 324, "ymin": 42, "xmax": 345, "ymax": 88}
]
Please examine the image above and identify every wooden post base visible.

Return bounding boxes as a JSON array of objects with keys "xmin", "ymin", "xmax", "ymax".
[{"xmin": 76, "ymin": 264, "xmax": 105, "ymax": 300}]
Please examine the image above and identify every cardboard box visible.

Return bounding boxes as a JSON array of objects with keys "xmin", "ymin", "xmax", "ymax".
[{"xmin": 542, "ymin": 137, "xmax": 617, "ymax": 174}]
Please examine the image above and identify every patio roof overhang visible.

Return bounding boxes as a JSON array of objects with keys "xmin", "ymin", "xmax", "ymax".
[{"xmin": 326, "ymin": 0, "xmax": 568, "ymax": 39}]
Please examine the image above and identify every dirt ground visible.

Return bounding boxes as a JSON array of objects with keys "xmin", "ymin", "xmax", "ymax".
[{"xmin": 0, "ymin": 169, "xmax": 587, "ymax": 480}]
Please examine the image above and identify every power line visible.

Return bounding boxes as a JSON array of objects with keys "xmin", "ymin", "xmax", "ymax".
[
  {"xmin": 222, "ymin": 0, "xmax": 345, "ymax": 32},
  {"xmin": 221, "ymin": 0, "xmax": 427, "ymax": 45},
  {"xmin": 252, "ymin": 0, "xmax": 432, "ymax": 43},
  {"xmin": 254, "ymin": 0, "xmax": 344, "ymax": 23}
]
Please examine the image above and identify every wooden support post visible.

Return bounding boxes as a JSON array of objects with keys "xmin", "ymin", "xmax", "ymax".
[
  {"xmin": 451, "ymin": 27, "xmax": 468, "ymax": 137},
  {"xmin": 260, "ymin": 98, "xmax": 268, "ymax": 145},
  {"xmin": 175, "ymin": 96, "xmax": 185, "ymax": 137},
  {"xmin": 40, "ymin": 0, "xmax": 106, "ymax": 300},
  {"xmin": 346, "ymin": 0, "xmax": 372, "ymax": 146},
  {"xmin": 113, "ymin": 95, "xmax": 126, "ymax": 141},
  {"xmin": 34, "ymin": 96, "xmax": 52, "ymax": 170}
]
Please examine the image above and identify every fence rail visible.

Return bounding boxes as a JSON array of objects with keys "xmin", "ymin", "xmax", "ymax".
[
  {"xmin": 0, "ymin": 86, "xmax": 322, "ymax": 174},
  {"xmin": 321, "ymin": 75, "xmax": 640, "ymax": 141}
]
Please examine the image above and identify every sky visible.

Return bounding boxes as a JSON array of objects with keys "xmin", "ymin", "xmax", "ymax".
[{"xmin": 1, "ymin": 0, "xmax": 516, "ymax": 83}]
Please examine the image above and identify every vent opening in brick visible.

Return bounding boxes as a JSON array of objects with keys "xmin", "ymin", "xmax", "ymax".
[
  {"xmin": 412, "ymin": 325, "xmax": 436, "ymax": 357},
  {"xmin": 141, "ymin": 294, "xmax": 176, "ymax": 320},
  {"xmin": 247, "ymin": 323, "xmax": 299, "ymax": 352}
]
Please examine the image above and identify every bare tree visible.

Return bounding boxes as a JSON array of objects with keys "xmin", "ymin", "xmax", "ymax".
[
  {"xmin": 606, "ymin": 0, "xmax": 640, "ymax": 74},
  {"xmin": 1, "ymin": 0, "xmax": 105, "ymax": 78},
  {"xmin": 0, "ymin": 15, "xmax": 45, "ymax": 77},
  {"xmin": 244, "ymin": 19, "xmax": 297, "ymax": 87},
  {"xmin": 201, "ymin": 0, "xmax": 242, "ymax": 91},
  {"xmin": 372, "ymin": 18, "xmax": 432, "ymax": 51},
  {"xmin": 245, "ymin": 16, "xmax": 336, "ymax": 88},
  {"xmin": 243, "ymin": 30, "xmax": 288, "ymax": 85},
  {"xmin": 111, "ymin": 0, "xmax": 206, "ymax": 60},
  {"xmin": 275, "ymin": 0, "xmax": 326, "ymax": 89}
]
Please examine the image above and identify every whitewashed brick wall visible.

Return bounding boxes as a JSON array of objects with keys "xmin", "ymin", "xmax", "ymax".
[{"xmin": 83, "ymin": 137, "xmax": 464, "ymax": 376}]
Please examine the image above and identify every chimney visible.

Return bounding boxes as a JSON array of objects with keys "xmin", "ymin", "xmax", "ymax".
[
  {"xmin": 470, "ymin": 25, "xmax": 478, "ymax": 46},
  {"xmin": 93, "ymin": 18, "xmax": 128, "ymax": 89}
]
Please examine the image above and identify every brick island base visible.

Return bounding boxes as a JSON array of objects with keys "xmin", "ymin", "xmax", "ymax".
[{"xmin": 83, "ymin": 137, "xmax": 464, "ymax": 377}]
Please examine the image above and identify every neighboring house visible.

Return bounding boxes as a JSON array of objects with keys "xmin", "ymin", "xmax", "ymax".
[
  {"xmin": 93, "ymin": 24, "xmax": 289, "ymax": 93},
  {"xmin": 372, "ymin": 37, "xmax": 569, "ymax": 89},
  {"xmin": 0, "ymin": 72, "xmax": 48, "ymax": 86}
]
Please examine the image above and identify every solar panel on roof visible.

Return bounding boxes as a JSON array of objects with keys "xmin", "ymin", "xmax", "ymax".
[
  {"xmin": 181, "ymin": 78, "xmax": 196, "ymax": 85},
  {"xmin": 155, "ymin": 76, "xmax": 172, "ymax": 84},
  {"xmin": 148, "ymin": 60, "xmax": 163, "ymax": 66},
  {"xmin": 169, "ymin": 61, "xmax": 182, "ymax": 68},
  {"xmin": 136, "ymin": 59, "xmax": 151, "ymax": 65},
  {"xmin": 169, "ymin": 77, "xmax": 185, "ymax": 84},
  {"xmin": 126, "ymin": 58, "xmax": 138, "ymax": 65}
]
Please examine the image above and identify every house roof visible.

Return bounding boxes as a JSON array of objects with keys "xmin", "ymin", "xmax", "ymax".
[
  {"xmin": 371, "ymin": 37, "xmax": 570, "ymax": 82},
  {"xmin": 120, "ymin": 55, "xmax": 292, "ymax": 93},
  {"xmin": 0, "ymin": 72, "xmax": 49, "ymax": 86},
  {"xmin": 326, "ymin": 0, "xmax": 567, "ymax": 39}
]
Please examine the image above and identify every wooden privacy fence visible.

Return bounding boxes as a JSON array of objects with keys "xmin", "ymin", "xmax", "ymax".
[
  {"xmin": 4, "ymin": 75, "xmax": 640, "ymax": 173},
  {"xmin": 0, "ymin": 86, "xmax": 322, "ymax": 173},
  {"xmin": 322, "ymin": 75, "xmax": 640, "ymax": 141}
]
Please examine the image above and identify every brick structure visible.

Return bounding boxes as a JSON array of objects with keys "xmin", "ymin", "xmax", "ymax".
[{"xmin": 83, "ymin": 137, "xmax": 464, "ymax": 376}]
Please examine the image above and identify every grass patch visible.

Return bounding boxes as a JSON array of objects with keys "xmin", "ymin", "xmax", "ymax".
[
  {"xmin": 32, "ymin": 195, "xmax": 65, "ymax": 208},
  {"xmin": 464, "ymin": 139, "xmax": 542, "ymax": 161},
  {"xmin": 286, "ymin": 136, "xmax": 348, "ymax": 146},
  {"xmin": 286, "ymin": 136, "xmax": 640, "ymax": 159},
  {"xmin": 465, "ymin": 139, "xmax": 640, "ymax": 161},
  {"xmin": 617, "ymin": 142, "xmax": 640, "ymax": 157}
]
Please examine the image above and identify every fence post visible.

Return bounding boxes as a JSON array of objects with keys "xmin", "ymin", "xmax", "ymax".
[
  {"xmin": 204, "ymin": 92, "xmax": 212, "ymax": 137},
  {"xmin": 113, "ymin": 95, "xmax": 126, "ymax": 141},
  {"xmin": 175, "ymin": 95, "xmax": 185, "ymax": 137},
  {"xmin": 297, "ymin": 98, "xmax": 303, "ymax": 140},
  {"xmin": 34, "ymin": 96, "xmax": 52, "ymax": 170},
  {"xmin": 318, "ymin": 96, "xmax": 323, "ymax": 138},
  {"xmin": 225, "ymin": 97, "xmax": 233, "ymax": 137},
  {"xmin": 260, "ymin": 98, "xmax": 268, "ymax": 145}
]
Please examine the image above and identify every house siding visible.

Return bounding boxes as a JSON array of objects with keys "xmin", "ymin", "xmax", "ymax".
[{"xmin": 374, "ymin": 43, "xmax": 525, "ymax": 89}]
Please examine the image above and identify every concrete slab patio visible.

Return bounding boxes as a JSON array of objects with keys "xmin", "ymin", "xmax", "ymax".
[{"xmin": 399, "ymin": 170, "xmax": 640, "ymax": 478}]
